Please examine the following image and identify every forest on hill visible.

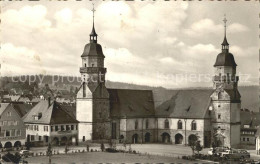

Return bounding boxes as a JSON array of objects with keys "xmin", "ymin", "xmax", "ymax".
[{"xmin": 0, "ymin": 75, "xmax": 259, "ymax": 112}]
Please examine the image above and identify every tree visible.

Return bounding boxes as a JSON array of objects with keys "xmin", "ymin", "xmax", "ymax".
[
  {"xmin": 189, "ymin": 135, "xmax": 203, "ymax": 155},
  {"xmin": 195, "ymin": 141, "xmax": 203, "ymax": 154}
]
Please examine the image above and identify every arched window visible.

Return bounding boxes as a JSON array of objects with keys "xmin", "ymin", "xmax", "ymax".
[
  {"xmin": 191, "ymin": 120, "xmax": 197, "ymax": 130},
  {"xmin": 164, "ymin": 119, "xmax": 169, "ymax": 129},
  {"xmin": 135, "ymin": 120, "xmax": 138, "ymax": 130},
  {"xmin": 177, "ymin": 120, "xmax": 182, "ymax": 129},
  {"xmin": 145, "ymin": 119, "xmax": 149, "ymax": 129}
]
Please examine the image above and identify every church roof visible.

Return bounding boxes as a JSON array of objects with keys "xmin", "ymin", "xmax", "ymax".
[
  {"xmin": 23, "ymin": 100, "xmax": 78, "ymax": 125},
  {"xmin": 81, "ymin": 43, "xmax": 104, "ymax": 57},
  {"xmin": 224, "ymin": 89, "xmax": 241, "ymax": 100},
  {"xmin": 108, "ymin": 89, "xmax": 155, "ymax": 118},
  {"xmin": 214, "ymin": 51, "xmax": 237, "ymax": 67},
  {"xmin": 155, "ymin": 90, "xmax": 213, "ymax": 119}
]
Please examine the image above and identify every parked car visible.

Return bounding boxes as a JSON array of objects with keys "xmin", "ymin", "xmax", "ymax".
[
  {"xmin": 208, "ymin": 148, "xmax": 214, "ymax": 155},
  {"xmin": 19, "ymin": 150, "xmax": 33, "ymax": 157},
  {"xmin": 221, "ymin": 149, "xmax": 250, "ymax": 160},
  {"xmin": 237, "ymin": 149, "xmax": 250, "ymax": 158},
  {"xmin": 209, "ymin": 147, "xmax": 229, "ymax": 156}
]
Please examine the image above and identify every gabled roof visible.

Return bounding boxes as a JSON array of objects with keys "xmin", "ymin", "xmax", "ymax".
[
  {"xmin": 241, "ymin": 111, "xmax": 260, "ymax": 128},
  {"xmin": 12, "ymin": 103, "xmax": 35, "ymax": 117},
  {"xmin": 155, "ymin": 90, "xmax": 213, "ymax": 119},
  {"xmin": 0, "ymin": 103, "xmax": 9, "ymax": 116},
  {"xmin": 108, "ymin": 89, "xmax": 155, "ymax": 118},
  {"xmin": 23, "ymin": 100, "xmax": 78, "ymax": 125}
]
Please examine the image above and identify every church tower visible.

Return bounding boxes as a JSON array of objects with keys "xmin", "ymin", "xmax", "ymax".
[
  {"xmin": 76, "ymin": 5, "xmax": 111, "ymax": 142},
  {"xmin": 210, "ymin": 16, "xmax": 241, "ymax": 148}
]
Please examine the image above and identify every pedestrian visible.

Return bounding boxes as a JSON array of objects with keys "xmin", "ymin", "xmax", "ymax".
[
  {"xmin": 101, "ymin": 143, "xmax": 105, "ymax": 152},
  {"xmin": 86, "ymin": 144, "xmax": 89, "ymax": 152}
]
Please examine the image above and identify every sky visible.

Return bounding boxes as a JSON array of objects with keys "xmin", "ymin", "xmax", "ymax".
[{"xmin": 0, "ymin": 1, "xmax": 259, "ymax": 89}]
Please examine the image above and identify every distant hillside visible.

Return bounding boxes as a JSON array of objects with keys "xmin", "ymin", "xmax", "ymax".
[{"xmin": 0, "ymin": 75, "xmax": 259, "ymax": 112}]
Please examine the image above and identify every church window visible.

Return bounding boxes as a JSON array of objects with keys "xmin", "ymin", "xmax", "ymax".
[
  {"xmin": 177, "ymin": 120, "xmax": 182, "ymax": 129},
  {"xmin": 92, "ymin": 64, "xmax": 94, "ymax": 67},
  {"xmin": 135, "ymin": 120, "xmax": 138, "ymax": 130},
  {"xmin": 85, "ymin": 63, "xmax": 87, "ymax": 67},
  {"xmin": 164, "ymin": 119, "xmax": 169, "ymax": 129},
  {"xmin": 191, "ymin": 120, "xmax": 197, "ymax": 130},
  {"xmin": 218, "ymin": 114, "xmax": 221, "ymax": 119},
  {"xmin": 146, "ymin": 119, "xmax": 149, "ymax": 129}
]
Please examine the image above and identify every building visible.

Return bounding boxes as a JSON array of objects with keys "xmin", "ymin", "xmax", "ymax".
[
  {"xmin": 76, "ymin": 11, "xmax": 241, "ymax": 148},
  {"xmin": 256, "ymin": 127, "xmax": 260, "ymax": 154},
  {"xmin": 209, "ymin": 17, "xmax": 241, "ymax": 148},
  {"xmin": 0, "ymin": 103, "xmax": 27, "ymax": 149},
  {"xmin": 23, "ymin": 99, "xmax": 79, "ymax": 146},
  {"xmin": 240, "ymin": 110, "xmax": 260, "ymax": 149}
]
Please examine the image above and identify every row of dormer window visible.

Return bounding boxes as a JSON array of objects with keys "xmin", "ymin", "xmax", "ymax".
[{"xmin": 0, "ymin": 121, "xmax": 18, "ymax": 126}]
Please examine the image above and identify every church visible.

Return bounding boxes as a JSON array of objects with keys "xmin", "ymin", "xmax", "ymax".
[{"xmin": 76, "ymin": 10, "xmax": 241, "ymax": 148}]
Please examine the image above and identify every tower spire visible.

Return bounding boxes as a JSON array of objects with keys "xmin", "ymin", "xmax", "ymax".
[
  {"xmin": 90, "ymin": 3, "xmax": 97, "ymax": 43},
  {"xmin": 221, "ymin": 14, "xmax": 229, "ymax": 52}
]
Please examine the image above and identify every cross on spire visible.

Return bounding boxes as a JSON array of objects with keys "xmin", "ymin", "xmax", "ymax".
[
  {"xmin": 223, "ymin": 14, "xmax": 227, "ymax": 37},
  {"xmin": 92, "ymin": 3, "xmax": 96, "ymax": 24},
  {"xmin": 221, "ymin": 14, "xmax": 229, "ymax": 51},
  {"xmin": 89, "ymin": 3, "xmax": 98, "ymax": 43}
]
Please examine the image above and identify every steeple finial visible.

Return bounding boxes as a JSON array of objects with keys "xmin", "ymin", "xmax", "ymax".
[
  {"xmin": 223, "ymin": 14, "xmax": 227, "ymax": 38},
  {"xmin": 92, "ymin": 3, "xmax": 95, "ymax": 26},
  {"xmin": 90, "ymin": 3, "xmax": 97, "ymax": 43},
  {"xmin": 221, "ymin": 14, "xmax": 229, "ymax": 52}
]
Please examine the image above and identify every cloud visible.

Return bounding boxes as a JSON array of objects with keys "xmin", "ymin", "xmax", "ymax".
[
  {"xmin": 54, "ymin": 8, "xmax": 73, "ymax": 24},
  {"xmin": 0, "ymin": 2, "xmax": 257, "ymax": 88},
  {"xmin": 184, "ymin": 18, "xmax": 249, "ymax": 37},
  {"xmin": 1, "ymin": 43, "xmax": 44, "ymax": 75},
  {"xmin": 2, "ymin": 5, "xmax": 51, "ymax": 29},
  {"xmin": 228, "ymin": 23, "xmax": 249, "ymax": 33}
]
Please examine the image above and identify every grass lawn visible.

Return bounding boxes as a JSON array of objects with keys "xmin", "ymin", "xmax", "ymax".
[{"xmin": 26, "ymin": 152, "xmax": 191, "ymax": 163}]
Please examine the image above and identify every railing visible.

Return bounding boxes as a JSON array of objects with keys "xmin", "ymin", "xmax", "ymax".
[
  {"xmin": 213, "ymin": 76, "xmax": 239, "ymax": 82},
  {"xmin": 80, "ymin": 67, "xmax": 107, "ymax": 74}
]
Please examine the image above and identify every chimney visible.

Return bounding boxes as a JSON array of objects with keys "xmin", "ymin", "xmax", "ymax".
[{"xmin": 48, "ymin": 97, "xmax": 51, "ymax": 107}]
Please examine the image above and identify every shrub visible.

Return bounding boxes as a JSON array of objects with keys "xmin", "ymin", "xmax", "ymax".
[{"xmin": 105, "ymin": 148, "xmax": 119, "ymax": 153}]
